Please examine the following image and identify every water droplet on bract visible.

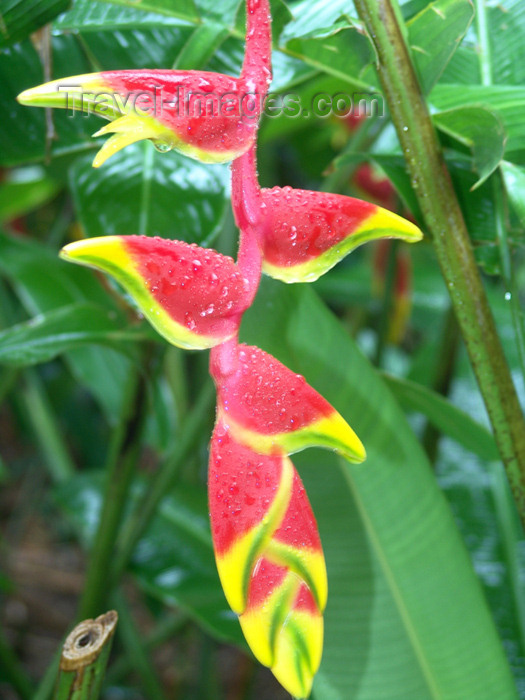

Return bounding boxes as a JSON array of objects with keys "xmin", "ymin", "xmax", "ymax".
[
  {"xmin": 154, "ymin": 142, "xmax": 172, "ymax": 153},
  {"xmin": 184, "ymin": 312, "xmax": 196, "ymax": 330}
]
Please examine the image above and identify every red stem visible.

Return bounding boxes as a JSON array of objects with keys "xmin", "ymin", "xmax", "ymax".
[
  {"xmin": 242, "ymin": 0, "xmax": 273, "ymax": 96},
  {"xmin": 211, "ymin": 0, "xmax": 272, "ymax": 387}
]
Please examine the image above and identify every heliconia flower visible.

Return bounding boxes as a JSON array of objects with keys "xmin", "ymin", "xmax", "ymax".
[
  {"xmin": 209, "ymin": 419, "xmax": 326, "ymax": 699},
  {"xmin": 210, "ymin": 343, "xmax": 365, "ymax": 463},
  {"xmin": 258, "ymin": 186, "xmax": 423, "ymax": 283},
  {"xmin": 60, "ymin": 235, "xmax": 251, "ymax": 350},
  {"xmin": 17, "ymin": 0, "xmax": 272, "ymax": 167}
]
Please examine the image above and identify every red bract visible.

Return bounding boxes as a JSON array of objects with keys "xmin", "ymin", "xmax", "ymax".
[
  {"xmin": 209, "ymin": 420, "xmax": 326, "ymax": 699},
  {"xmin": 60, "ymin": 236, "xmax": 250, "ymax": 349},
  {"xmin": 232, "ymin": 149, "xmax": 423, "ymax": 283},
  {"xmin": 17, "ymin": 0, "xmax": 271, "ymax": 167},
  {"xmin": 211, "ymin": 343, "xmax": 365, "ymax": 462}
]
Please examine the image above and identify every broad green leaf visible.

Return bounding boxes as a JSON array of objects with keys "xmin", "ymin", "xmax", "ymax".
[
  {"xmin": 70, "ymin": 143, "xmax": 230, "ymax": 245},
  {"xmin": 382, "ymin": 372, "xmax": 500, "ymax": 461},
  {"xmin": 501, "ymin": 161, "xmax": 525, "ymax": 228},
  {"xmin": 103, "ymin": 0, "xmax": 199, "ymax": 23},
  {"xmin": 0, "ymin": 229, "xmax": 132, "ymax": 418},
  {"xmin": 0, "ymin": 169, "xmax": 60, "ymax": 222},
  {"xmin": 0, "ymin": 0, "xmax": 69, "ymax": 48},
  {"xmin": 0, "ymin": 38, "xmax": 99, "ymax": 167},
  {"xmin": 407, "ymin": 0, "xmax": 474, "ymax": 94},
  {"xmin": 485, "ymin": 0, "xmax": 525, "ymax": 87},
  {"xmin": 0, "ymin": 303, "xmax": 149, "ymax": 367},
  {"xmin": 240, "ymin": 279, "xmax": 516, "ymax": 700},
  {"xmin": 54, "ymin": 0, "xmax": 193, "ymax": 31},
  {"xmin": 433, "ymin": 106, "xmax": 506, "ymax": 188},
  {"xmin": 430, "ymin": 85, "xmax": 525, "ymax": 163},
  {"xmin": 282, "ymin": 19, "xmax": 376, "ymax": 91}
]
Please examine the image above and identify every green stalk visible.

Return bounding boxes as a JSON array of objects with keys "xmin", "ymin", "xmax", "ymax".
[
  {"xmin": 77, "ymin": 352, "xmax": 152, "ymax": 620},
  {"xmin": 53, "ymin": 611, "xmax": 117, "ymax": 700},
  {"xmin": 354, "ymin": 0, "xmax": 525, "ymax": 525},
  {"xmin": 111, "ymin": 380, "xmax": 215, "ymax": 581}
]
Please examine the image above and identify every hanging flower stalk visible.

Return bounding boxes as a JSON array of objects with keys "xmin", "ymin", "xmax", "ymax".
[{"xmin": 18, "ymin": 1, "xmax": 423, "ymax": 696}]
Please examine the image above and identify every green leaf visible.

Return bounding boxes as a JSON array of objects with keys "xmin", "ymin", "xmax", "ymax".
[
  {"xmin": 282, "ymin": 19, "xmax": 376, "ymax": 91},
  {"xmin": 70, "ymin": 143, "xmax": 230, "ymax": 245},
  {"xmin": 381, "ymin": 372, "xmax": 500, "ymax": 461},
  {"xmin": 0, "ymin": 38, "xmax": 99, "ymax": 167},
  {"xmin": 0, "ymin": 169, "xmax": 60, "ymax": 222},
  {"xmin": 54, "ymin": 0, "xmax": 193, "ymax": 31},
  {"xmin": 0, "ymin": 303, "xmax": 148, "ymax": 367},
  {"xmin": 430, "ymin": 85, "xmax": 525, "ymax": 163},
  {"xmin": 102, "ymin": 0, "xmax": 199, "ymax": 23},
  {"xmin": 501, "ymin": 161, "xmax": 525, "ymax": 228},
  {"xmin": 0, "ymin": 229, "xmax": 132, "ymax": 418},
  {"xmin": 240, "ymin": 279, "xmax": 516, "ymax": 700},
  {"xmin": 433, "ymin": 106, "xmax": 506, "ymax": 188},
  {"xmin": 407, "ymin": 0, "xmax": 474, "ymax": 94},
  {"xmin": 0, "ymin": 0, "xmax": 70, "ymax": 48},
  {"xmin": 485, "ymin": 0, "xmax": 525, "ymax": 87}
]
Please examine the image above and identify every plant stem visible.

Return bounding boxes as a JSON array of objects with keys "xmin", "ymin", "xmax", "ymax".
[
  {"xmin": 77, "ymin": 353, "xmax": 151, "ymax": 620},
  {"xmin": 53, "ymin": 611, "xmax": 117, "ymax": 700},
  {"xmin": 354, "ymin": 0, "xmax": 525, "ymax": 525},
  {"xmin": 111, "ymin": 380, "xmax": 215, "ymax": 581}
]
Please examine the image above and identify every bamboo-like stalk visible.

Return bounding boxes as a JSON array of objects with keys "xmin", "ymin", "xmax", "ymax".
[
  {"xmin": 53, "ymin": 611, "xmax": 117, "ymax": 700},
  {"xmin": 354, "ymin": 0, "xmax": 525, "ymax": 525}
]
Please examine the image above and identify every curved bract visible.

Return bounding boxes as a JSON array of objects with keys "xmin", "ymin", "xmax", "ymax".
[
  {"xmin": 259, "ymin": 187, "xmax": 423, "ymax": 283},
  {"xmin": 211, "ymin": 343, "xmax": 366, "ymax": 462},
  {"xmin": 60, "ymin": 236, "xmax": 250, "ymax": 349},
  {"xmin": 209, "ymin": 420, "xmax": 326, "ymax": 699},
  {"xmin": 18, "ymin": 70, "xmax": 262, "ymax": 167}
]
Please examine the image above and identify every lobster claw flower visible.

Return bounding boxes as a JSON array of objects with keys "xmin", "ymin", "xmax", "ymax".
[
  {"xmin": 209, "ymin": 420, "xmax": 326, "ymax": 699},
  {"xmin": 18, "ymin": 70, "xmax": 263, "ymax": 167},
  {"xmin": 258, "ymin": 187, "xmax": 423, "ymax": 283},
  {"xmin": 60, "ymin": 235, "xmax": 250, "ymax": 350},
  {"xmin": 211, "ymin": 343, "xmax": 365, "ymax": 463}
]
